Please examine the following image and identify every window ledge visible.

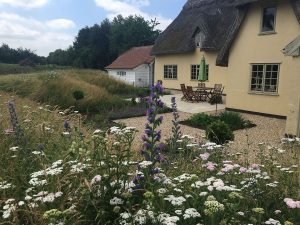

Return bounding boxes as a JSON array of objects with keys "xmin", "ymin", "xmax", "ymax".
[
  {"xmin": 248, "ymin": 92, "xmax": 279, "ymax": 96},
  {"xmin": 259, "ymin": 31, "xmax": 277, "ymax": 36},
  {"xmin": 163, "ymin": 78, "xmax": 178, "ymax": 80}
]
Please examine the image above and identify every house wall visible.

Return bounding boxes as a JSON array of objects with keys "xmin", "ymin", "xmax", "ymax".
[
  {"xmin": 154, "ymin": 50, "xmax": 228, "ymax": 91},
  {"xmin": 285, "ymin": 57, "xmax": 300, "ymax": 136},
  {"xmin": 107, "ymin": 69, "xmax": 136, "ymax": 86},
  {"xmin": 134, "ymin": 64, "xmax": 150, "ymax": 87},
  {"xmin": 226, "ymin": 0, "xmax": 300, "ymax": 135}
]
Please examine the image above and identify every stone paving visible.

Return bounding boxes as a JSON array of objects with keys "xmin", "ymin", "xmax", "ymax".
[{"xmin": 160, "ymin": 94, "xmax": 225, "ymax": 113}]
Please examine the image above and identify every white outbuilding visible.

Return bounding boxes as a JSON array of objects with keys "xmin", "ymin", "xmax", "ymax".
[{"xmin": 105, "ymin": 45, "xmax": 154, "ymax": 87}]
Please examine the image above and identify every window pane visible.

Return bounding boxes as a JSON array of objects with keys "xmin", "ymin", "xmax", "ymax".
[
  {"xmin": 191, "ymin": 65, "xmax": 196, "ymax": 80},
  {"xmin": 266, "ymin": 65, "xmax": 272, "ymax": 72},
  {"xmin": 262, "ymin": 7, "xmax": 276, "ymax": 32},
  {"xmin": 264, "ymin": 64, "xmax": 279, "ymax": 92},
  {"xmin": 251, "ymin": 64, "xmax": 264, "ymax": 91}
]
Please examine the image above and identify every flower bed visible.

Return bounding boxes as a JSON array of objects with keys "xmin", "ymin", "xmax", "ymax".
[{"xmin": 0, "ymin": 86, "xmax": 299, "ymax": 225}]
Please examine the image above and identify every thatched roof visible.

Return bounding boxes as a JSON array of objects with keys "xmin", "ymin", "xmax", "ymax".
[{"xmin": 152, "ymin": 0, "xmax": 300, "ymax": 66}]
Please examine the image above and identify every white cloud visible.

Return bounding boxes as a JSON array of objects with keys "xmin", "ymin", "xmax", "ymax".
[
  {"xmin": 46, "ymin": 19, "xmax": 76, "ymax": 30},
  {"xmin": 0, "ymin": 0, "xmax": 50, "ymax": 8},
  {"xmin": 94, "ymin": 0, "xmax": 172, "ymax": 30},
  {"xmin": 0, "ymin": 12, "xmax": 75, "ymax": 56}
]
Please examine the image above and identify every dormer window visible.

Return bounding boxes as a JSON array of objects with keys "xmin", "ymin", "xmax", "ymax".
[
  {"xmin": 194, "ymin": 30, "xmax": 205, "ymax": 48},
  {"xmin": 261, "ymin": 6, "xmax": 277, "ymax": 34}
]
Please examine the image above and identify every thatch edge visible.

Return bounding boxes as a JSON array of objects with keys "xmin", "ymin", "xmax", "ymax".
[
  {"xmin": 216, "ymin": 5, "xmax": 249, "ymax": 67},
  {"xmin": 291, "ymin": 0, "xmax": 300, "ymax": 24}
]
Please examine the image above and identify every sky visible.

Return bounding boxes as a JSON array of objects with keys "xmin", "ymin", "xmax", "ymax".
[{"xmin": 0, "ymin": 0, "xmax": 186, "ymax": 56}]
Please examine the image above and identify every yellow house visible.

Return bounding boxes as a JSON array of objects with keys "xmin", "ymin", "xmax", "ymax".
[{"xmin": 152, "ymin": 0, "xmax": 300, "ymax": 136}]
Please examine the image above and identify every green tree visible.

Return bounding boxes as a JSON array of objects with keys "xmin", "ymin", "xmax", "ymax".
[
  {"xmin": 109, "ymin": 15, "xmax": 160, "ymax": 60},
  {"xmin": 0, "ymin": 43, "xmax": 45, "ymax": 65}
]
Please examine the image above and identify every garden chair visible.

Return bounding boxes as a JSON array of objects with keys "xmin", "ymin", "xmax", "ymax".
[
  {"xmin": 198, "ymin": 82, "xmax": 206, "ymax": 88},
  {"xmin": 186, "ymin": 86, "xmax": 195, "ymax": 102},
  {"xmin": 180, "ymin": 84, "xmax": 189, "ymax": 101},
  {"xmin": 209, "ymin": 85, "xmax": 224, "ymax": 101},
  {"xmin": 214, "ymin": 84, "xmax": 222, "ymax": 92}
]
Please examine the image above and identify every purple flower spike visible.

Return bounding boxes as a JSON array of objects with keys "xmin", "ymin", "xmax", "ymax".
[{"xmin": 140, "ymin": 81, "xmax": 166, "ymax": 170}]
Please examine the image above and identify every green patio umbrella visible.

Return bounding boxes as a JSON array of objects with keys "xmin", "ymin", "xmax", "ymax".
[{"xmin": 198, "ymin": 55, "xmax": 207, "ymax": 82}]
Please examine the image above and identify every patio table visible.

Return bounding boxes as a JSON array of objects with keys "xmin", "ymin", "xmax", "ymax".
[
  {"xmin": 193, "ymin": 87, "xmax": 214, "ymax": 91},
  {"xmin": 192, "ymin": 87, "xmax": 214, "ymax": 102}
]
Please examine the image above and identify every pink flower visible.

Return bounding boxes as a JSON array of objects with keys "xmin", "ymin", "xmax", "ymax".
[
  {"xmin": 221, "ymin": 164, "xmax": 234, "ymax": 173},
  {"xmin": 4, "ymin": 128, "xmax": 13, "ymax": 135},
  {"xmin": 205, "ymin": 162, "xmax": 216, "ymax": 171},
  {"xmin": 199, "ymin": 153, "xmax": 210, "ymax": 161},
  {"xmin": 239, "ymin": 167, "xmax": 247, "ymax": 173},
  {"xmin": 284, "ymin": 198, "xmax": 300, "ymax": 208},
  {"xmin": 251, "ymin": 164, "xmax": 260, "ymax": 170}
]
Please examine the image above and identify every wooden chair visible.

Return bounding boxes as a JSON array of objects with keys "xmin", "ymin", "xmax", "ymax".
[
  {"xmin": 214, "ymin": 84, "xmax": 222, "ymax": 92},
  {"xmin": 186, "ymin": 86, "xmax": 195, "ymax": 102},
  {"xmin": 180, "ymin": 84, "xmax": 189, "ymax": 101},
  {"xmin": 198, "ymin": 82, "xmax": 206, "ymax": 88},
  {"xmin": 208, "ymin": 85, "xmax": 224, "ymax": 100}
]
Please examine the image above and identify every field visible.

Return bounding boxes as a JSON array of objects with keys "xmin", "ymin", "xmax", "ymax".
[
  {"xmin": 0, "ymin": 70, "xmax": 299, "ymax": 224},
  {"xmin": 0, "ymin": 68, "xmax": 162, "ymax": 127},
  {"xmin": 0, "ymin": 63, "xmax": 70, "ymax": 76}
]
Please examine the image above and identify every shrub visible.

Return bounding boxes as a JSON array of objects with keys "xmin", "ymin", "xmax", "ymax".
[
  {"xmin": 206, "ymin": 120, "xmax": 234, "ymax": 144},
  {"xmin": 183, "ymin": 111, "xmax": 255, "ymax": 131},
  {"xmin": 189, "ymin": 113, "xmax": 214, "ymax": 129},
  {"xmin": 219, "ymin": 111, "xmax": 245, "ymax": 130},
  {"xmin": 72, "ymin": 90, "xmax": 84, "ymax": 101},
  {"xmin": 19, "ymin": 58, "xmax": 36, "ymax": 67},
  {"xmin": 209, "ymin": 93, "xmax": 223, "ymax": 105}
]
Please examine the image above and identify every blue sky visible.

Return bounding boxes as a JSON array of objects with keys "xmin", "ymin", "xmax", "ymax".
[{"xmin": 0, "ymin": 0, "xmax": 185, "ymax": 56}]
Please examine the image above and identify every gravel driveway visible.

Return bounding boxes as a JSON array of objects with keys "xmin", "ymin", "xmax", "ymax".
[{"xmin": 115, "ymin": 111, "xmax": 286, "ymax": 155}]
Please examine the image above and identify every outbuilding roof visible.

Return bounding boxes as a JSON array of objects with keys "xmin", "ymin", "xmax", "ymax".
[
  {"xmin": 152, "ymin": 0, "xmax": 300, "ymax": 66},
  {"xmin": 106, "ymin": 46, "xmax": 154, "ymax": 70}
]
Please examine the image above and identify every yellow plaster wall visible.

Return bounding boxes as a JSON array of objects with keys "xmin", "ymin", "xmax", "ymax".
[
  {"xmin": 154, "ymin": 50, "xmax": 228, "ymax": 92},
  {"xmin": 226, "ymin": 0, "xmax": 300, "ymax": 135},
  {"xmin": 285, "ymin": 57, "xmax": 300, "ymax": 135}
]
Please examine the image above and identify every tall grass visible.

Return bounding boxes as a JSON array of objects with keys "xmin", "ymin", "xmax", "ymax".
[
  {"xmin": 70, "ymin": 69, "xmax": 148, "ymax": 97},
  {"xmin": 0, "ymin": 63, "xmax": 69, "ymax": 75},
  {"xmin": 0, "ymin": 69, "xmax": 143, "ymax": 114}
]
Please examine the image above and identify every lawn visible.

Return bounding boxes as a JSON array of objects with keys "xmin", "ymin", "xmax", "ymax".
[{"xmin": 0, "ymin": 85, "xmax": 299, "ymax": 225}]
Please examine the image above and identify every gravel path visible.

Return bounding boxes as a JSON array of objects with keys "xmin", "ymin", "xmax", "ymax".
[{"xmin": 115, "ymin": 111, "xmax": 286, "ymax": 154}]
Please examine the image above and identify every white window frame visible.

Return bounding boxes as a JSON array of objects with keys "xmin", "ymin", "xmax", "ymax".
[
  {"xmin": 163, "ymin": 65, "xmax": 178, "ymax": 79},
  {"xmin": 117, "ymin": 71, "xmax": 126, "ymax": 76},
  {"xmin": 249, "ymin": 63, "xmax": 280, "ymax": 94},
  {"xmin": 190, "ymin": 64, "xmax": 209, "ymax": 81}
]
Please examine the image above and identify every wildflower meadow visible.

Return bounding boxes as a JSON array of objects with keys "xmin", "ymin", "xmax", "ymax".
[{"xmin": 0, "ymin": 83, "xmax": 300, "ymax": 225}]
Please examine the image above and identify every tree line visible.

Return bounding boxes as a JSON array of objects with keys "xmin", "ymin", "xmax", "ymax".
[
  {"xmin": 0, "ymin": 15, "xmax": 161, "ymax": 70},
  {"xmin": 0, "ymin": 44, "xmax": 46, "ymax": 65}
]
